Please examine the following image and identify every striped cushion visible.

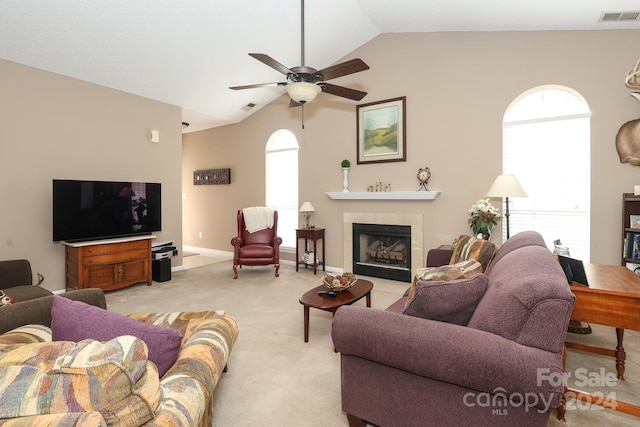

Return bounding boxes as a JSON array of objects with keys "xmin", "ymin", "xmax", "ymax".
[
  {"xmin": 406, "ymin": 260, "xmax": 483, "ymax": 311},
  {"xmin": 449, "ymin": 235, "xmax": 497, "ymax": 272},
  {"xmin": 0, "ymin": 335, "xmax": 160, "ymax": 424},
  {"xmin": 0, "ymin": 325, "xmax": 51, "ymax": 346}
]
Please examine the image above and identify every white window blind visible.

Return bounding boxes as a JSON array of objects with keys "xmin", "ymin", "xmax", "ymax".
[
  {"xmin": 503, "ymin": 87, "xmax": 591, "ymax": 261},
  {"xmin": 266, "ymin": 129, "xmax": 299, "ymax": 248}
]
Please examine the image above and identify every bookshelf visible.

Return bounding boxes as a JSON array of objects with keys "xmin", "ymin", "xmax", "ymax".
[{"xmin": 622, "ymin": 193, "xmax": 640, "ymax": 266}]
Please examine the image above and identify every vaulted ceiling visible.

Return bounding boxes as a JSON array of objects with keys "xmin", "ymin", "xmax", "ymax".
[{"xmin": 1, "ymin": 0, "xmax": 639, "ymax": 132}]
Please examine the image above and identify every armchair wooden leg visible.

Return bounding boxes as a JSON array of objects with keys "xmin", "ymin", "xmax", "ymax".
[
  {"xmin": 346, "ymin": 413, "xmax": 365, "ymax": 427},
  {"xmin": 233, "ymin": 265, "xmax": 238, "ymax": 279},
  {"xmin": 275, "ymin": 264, "xmax": 280, "ymax": 277}
]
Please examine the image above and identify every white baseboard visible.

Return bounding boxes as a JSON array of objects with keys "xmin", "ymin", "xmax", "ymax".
[
  {"xmin": 182, "ymin": 245, "xmax": 342, "ymax": 273},
  {"xmin": 183, "ymin": 245, "xmax": 233, "ymax": 257}
]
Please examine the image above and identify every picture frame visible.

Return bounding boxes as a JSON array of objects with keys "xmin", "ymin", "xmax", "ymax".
[
  {"xmin": 193, "ymin": 168, "xmax": 231, "ymax": 185},
  {"xmin": 356, "ymin": 96, "xmax": 406, "ymax": 164},
  {"xmin": 631, "ymin": 215, "xmax": 640, "ymax": 229}
]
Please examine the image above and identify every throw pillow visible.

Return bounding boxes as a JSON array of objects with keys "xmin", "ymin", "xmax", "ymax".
[
  {"xmin": 51, "ymin": 295, "xmax": 183, "ymax": 376},
  {"xmin": 449, "ymin": 235, "xmax": 497, "ymax": 272},
  {"xmin": 0, "ymin": 335, "xmax": 160, "ymax": 424},
  {"xmin": 407, "ymin": 259, "xmax": 483, "ymax": 301},
  {"xmin": 403, "ymin": 273, "xmax": 489, "ymax": 325},
  {"xmin": 0, "ymin": 290, "xmax": 14, "ymax": 306}
]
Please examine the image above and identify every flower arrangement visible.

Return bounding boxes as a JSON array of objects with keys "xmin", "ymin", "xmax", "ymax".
[{"xmin": 468, "ymin": 198, "xmax": 502, "ymax": 239}]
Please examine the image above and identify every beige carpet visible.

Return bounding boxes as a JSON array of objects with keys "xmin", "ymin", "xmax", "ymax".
[{"xmin": 104, "ymin": 257, "xmax": 640, "ymax": 426}]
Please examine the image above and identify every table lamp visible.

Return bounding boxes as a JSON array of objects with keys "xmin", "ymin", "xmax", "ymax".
[
  {"xmin": 299, "ymin": 202, "xmax": 316, "ymax": 229},
  {"xmin": 486, "ymin": 174, "xmax": 528, "ymax": 239}
]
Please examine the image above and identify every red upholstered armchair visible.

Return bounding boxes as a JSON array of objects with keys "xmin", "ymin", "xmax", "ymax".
[{"xmin": 231, "ymin": 208, "xmax": 282, "ymax": 279}]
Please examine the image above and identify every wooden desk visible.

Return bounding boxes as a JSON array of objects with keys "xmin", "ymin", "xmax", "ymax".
[
  {"xmin": 296, "ymin": 228, "xmax": 325, "ymax": 274},
  {"xmin": 560, "ymin": 263, "xmax": 640, "ymax": 420}
]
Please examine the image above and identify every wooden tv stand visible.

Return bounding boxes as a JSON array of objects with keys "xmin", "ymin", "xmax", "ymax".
[{"xmin": 62, "ymin": 236, "xmax": 154, "ymax": 292}]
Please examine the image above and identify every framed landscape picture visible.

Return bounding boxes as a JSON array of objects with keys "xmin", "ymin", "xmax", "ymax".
[
  {"xmin": 631, "ymin": 215, "xmax": 640, "ymax": 229},
  {"xmin": 356, "ymin": 96, "xmax": 406, "ymax": 164}
]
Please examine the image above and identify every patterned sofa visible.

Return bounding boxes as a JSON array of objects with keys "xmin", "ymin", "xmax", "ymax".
[{"xmin": 0, "ymin": 289, "xmax": 238, "ymax": 426}]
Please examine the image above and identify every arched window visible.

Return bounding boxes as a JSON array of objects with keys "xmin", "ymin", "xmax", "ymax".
[
  {"xmin": 266, "ymin": 129, "xmax": 298, "ymax": 248},
  {"xmin": 503, "ymin": 86, "xmax": 591, "ymax": 261}
]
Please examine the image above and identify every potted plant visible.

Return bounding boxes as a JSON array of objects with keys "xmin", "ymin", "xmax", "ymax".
[
  {"xmin": 341, "ymin": 159, "xmax": 351, "ymax": 192},
  {"xmin": 468, "ymin": 198, "xmax": 502, "ymax": 240}
]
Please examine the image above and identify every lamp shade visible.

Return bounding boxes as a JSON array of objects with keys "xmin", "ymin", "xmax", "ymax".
[
  {"xmin": 299, "ymin": 202, "xmax": 315, "ymax": 213},
  {"xmin": 486, "ymin": 175, "xmax": 528, "ymax": 198},
  {"xmin": 286, "ymin": 82, "xmax": 321, "ymax": 104}
]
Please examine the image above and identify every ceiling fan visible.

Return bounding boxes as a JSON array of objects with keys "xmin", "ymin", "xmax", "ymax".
[{"xmin": 229, "ymin": 0, "xmax": 369, "ymax": 108}]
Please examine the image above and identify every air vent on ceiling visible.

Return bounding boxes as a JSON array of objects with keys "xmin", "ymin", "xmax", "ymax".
[
  {"xmin": 241, "ymin": 102, "xmax": 256, "ymax": 112},
  {"xmin": 600, "ymin": 11, "xmax": 640, "ymax": 22}
]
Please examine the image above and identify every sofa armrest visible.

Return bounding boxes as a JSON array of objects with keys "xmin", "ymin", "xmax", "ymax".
[
  {"xmin": 127, "ymin": 311, "xmax": 239, "ymax": 426},
  {"xmin": 426, "ymin": 248, "xmax": 453, "ymax": 267},
  {"xmin": 332, "ymin": 306, "xmax": 564, "ymax": 408},
  {"xmin": 0, "ymin": 289, "xmax": 106, "ymax": 334}
]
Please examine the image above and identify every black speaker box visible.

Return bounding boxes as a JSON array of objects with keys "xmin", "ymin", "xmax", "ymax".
[{"xmin": 152, "ymin": 258, "xmax": 171, "ymax": 282}]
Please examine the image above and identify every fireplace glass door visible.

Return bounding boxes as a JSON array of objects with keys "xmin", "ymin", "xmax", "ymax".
[{"xmin": 353, "ymin": 223, "xmax": 411, "ymax": 282}]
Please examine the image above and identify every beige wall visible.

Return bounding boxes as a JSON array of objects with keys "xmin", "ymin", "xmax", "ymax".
[
  {"xmin": 0, "ymin": 60, "xmax": 183, "ymax": 293},
  {"xmin": 183, "ymin": 30, "xmax": 640, "ymax": 269}
]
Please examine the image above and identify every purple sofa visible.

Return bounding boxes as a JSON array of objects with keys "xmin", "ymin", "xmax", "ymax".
[{"xmin": 332, "ymin": 231, "xmax": 575, "ymax": 427}]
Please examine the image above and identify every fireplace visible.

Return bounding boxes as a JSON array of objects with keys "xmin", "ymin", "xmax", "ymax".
[{"xmin": 353, "ymin": 223, "xmax": 412, "ymax": 282}]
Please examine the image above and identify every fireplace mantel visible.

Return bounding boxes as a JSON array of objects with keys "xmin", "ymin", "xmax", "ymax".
[{"xmin": 326, "ymin": 191, "xmax": 440, "ymax": 200}]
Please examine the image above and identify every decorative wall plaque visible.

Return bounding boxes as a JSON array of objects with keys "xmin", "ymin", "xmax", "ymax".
[{"xmin": 193, "ymin": 168, "xmax": 231, "ymax": 185}]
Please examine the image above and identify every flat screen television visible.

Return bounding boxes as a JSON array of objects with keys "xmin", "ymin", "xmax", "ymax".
[{"xmin": 53, "ymin": 179, "xmax": 161, "ymax": 242}]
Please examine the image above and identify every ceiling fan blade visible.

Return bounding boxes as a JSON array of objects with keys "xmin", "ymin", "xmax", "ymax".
[
  {"xmin": 249, "ymin": 53, "xmax": 294, "ymax": 76},
  {"xmin": 229, "ymin": 82, "xmax": 287, "ymax": 90},
  {"xmin": 315, "ymin": 58, "xmax": 369, "ymax": 81},
  {"xmin": 321, "ymin": 83, "xmax": 367, "ymax": 101}
]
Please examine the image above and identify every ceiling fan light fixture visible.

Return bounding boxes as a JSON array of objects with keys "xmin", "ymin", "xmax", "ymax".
[{"xmin": 286, "ymin": 81, "xmax": 321, "ymax": 104}]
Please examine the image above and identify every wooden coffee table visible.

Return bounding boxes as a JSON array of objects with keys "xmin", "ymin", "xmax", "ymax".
[{"xmin": 299, "ymin": 279, "xmax": 373, "ymax": 342}]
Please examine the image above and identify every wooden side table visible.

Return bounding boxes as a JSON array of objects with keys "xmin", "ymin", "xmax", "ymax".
[{"xmin": 296, "ymin": 228, "xmax": 325, "ymax": 274}]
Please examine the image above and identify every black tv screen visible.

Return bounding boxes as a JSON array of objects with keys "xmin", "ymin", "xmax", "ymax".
[{"xmin": 53, "ymin": 179, "xmax": 161, "ymax": 242}]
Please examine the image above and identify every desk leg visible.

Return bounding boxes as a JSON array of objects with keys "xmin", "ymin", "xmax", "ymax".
[
  {"xmin": 557, "ymin": 345, "xmax": 567, "ymax": 422},
  {"xmin": 366, "ymin": 292, "xmax": 371, "ymax": 308},
  {"xmin": 303, "ymin": 306, "xmax": 310, "ymax": 342},
  {"xmin": 616, "ymin": 328, "xmax": 627, "ymax": 380}
]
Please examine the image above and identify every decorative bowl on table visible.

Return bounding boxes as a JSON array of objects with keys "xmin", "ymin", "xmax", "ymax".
[{"xmin": 322, "ymin": 272, "xmax": 357, "ymax": 291}]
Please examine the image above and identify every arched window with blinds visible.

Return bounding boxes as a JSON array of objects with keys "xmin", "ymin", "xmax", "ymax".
[
  {"xmin": 265, "ymin": 129, "xmax": 299, "ymax": 248},
  {"xmin": 503, "ymin": 86, "xmax": 591, "ymax": 261}
]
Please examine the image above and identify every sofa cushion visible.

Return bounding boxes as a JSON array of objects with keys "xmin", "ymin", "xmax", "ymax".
[
  {"xmin": 0, "ymin": 335, "xmax": 160, "ymax": 424},
  {"xmin": 407, "ymin": 259, "xmax": 482, "ymax": 299},
  {"xmin": 403, "ymin": 274, "xmax": 489, "ymax": 325},
  {"xmin": 484, "ymin": 230, "xmax": 546, "ymax": 275},
  {"xmin": 468, "ymin": 245, "xmax": 575, "ymax": 352},
  {"xmin": 51, "ymin": 295, "xmax": 183, "ymax": 376},
  {"xmin": 0, "ymin": 290, "xmax": 14, "ymax": 306},
  {"xmin": 449, "ymin": 235, "xmax": 497, "ymax": 272},
  {"xmin": 0, "ymin": 324, "xmax": 51, "ymax": 346}
]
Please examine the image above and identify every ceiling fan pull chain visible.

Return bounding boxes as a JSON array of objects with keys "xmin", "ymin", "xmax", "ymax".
[{"xmin": 301, "ymin": 103, "xmax": 305, "ymax": 129}]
